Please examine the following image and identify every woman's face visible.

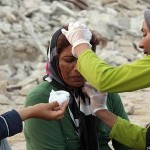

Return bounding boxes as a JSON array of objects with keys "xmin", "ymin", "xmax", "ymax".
[
  {"xmin": 139, "ymin": 20, "xmax": 150, "ymax": 55},
  {"xmin": 58, "ymin": 45, "xmax": 85, "ymax": 88}
]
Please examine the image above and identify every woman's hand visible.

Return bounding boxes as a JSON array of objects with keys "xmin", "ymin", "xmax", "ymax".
[{"xmin": 18, "ymin": 101, "xmax": 67, "ymax": 121}]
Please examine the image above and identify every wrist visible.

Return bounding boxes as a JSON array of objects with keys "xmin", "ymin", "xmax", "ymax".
[
  {"xmin": 95, "ymin": 109, "xmax": 117, "ymax": 128},
  {"xmin": 95, "ymin": 109, "xmax": 107, "ymax": 116},
  {"xmin": 93, "ymin": 106, "xmax": 107, "ymax": 114},
  {"xmin": 73, "ymin": 43, "xmax": 91, "ymax": 57},
  {"xmin": 17, "ymin": 106, "xmax": 34, "ymax": 121}
]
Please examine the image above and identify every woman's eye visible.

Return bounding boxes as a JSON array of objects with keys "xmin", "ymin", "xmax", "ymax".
[
  {"xmin": 64, "ymin": 57, "xmax": 77, "ymax": 63},
  {"xmin": 65, "ymin": 58, "xmax": 75, "ymax": 62},
  {"xmin": 142, "ymin": 32, "xmax": 147, "ymax": 37},
  {"xmin": 66, "ymin": 59, "xmax": 73, "ymax": 62}
]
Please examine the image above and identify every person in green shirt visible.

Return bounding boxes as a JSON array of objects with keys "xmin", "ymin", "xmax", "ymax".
[
  {"xmin": 61, "ymin": 9, "xmax": 150, "ymax": 93},
  {"xmin": 82, "ymin": 83, "xmax": 149, "ymax": 150},
  {"xmin": 24, "ymin": 27, "xmax": 132, "ymax": 150}
]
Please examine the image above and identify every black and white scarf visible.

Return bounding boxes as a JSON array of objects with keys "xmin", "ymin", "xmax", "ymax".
[{"xmin": 43, "ymin": 28, "xmax": 100, "ymax": 150}]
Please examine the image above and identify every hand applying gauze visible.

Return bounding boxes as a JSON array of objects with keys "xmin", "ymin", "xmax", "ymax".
[
  {"xmin": 82, "ymin": 82, "xmax": 107, "ymax": 114},
  {"xmin": 49, "ymin": 90, "xmax": 70, "ymax": 106},
  {"xmin": 61, "ymin": 22, "xmax": 92, "ymax": 57}
]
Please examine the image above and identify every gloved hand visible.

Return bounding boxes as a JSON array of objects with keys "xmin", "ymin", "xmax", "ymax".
[
  {"xmin": 61, "ymin": 22, "xmax": 92, "ymax": 57},
  {"xmin": 82, "ymin": 82, "xmax": 107, "ymax": 114}
]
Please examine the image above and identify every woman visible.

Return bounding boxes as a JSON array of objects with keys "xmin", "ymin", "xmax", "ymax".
[
  {"xmin": 24, "ymin": 27, "xmax": 132, "ymax": 150},
  {"xmin": 61, "ymin": 9, "xmax": 150, "ymax": 93}
]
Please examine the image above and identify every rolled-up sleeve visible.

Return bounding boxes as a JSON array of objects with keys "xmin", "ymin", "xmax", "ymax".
[
  {"xmin": 77, "ymin": 50, "xmax": 150, "ymax": 93},
  {"xmin": 110, "ymin": 117, "xmax": 146, "ymax": 150}
]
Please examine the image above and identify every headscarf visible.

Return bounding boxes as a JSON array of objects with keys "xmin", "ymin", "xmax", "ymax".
[
  {"xmin": 44, "ymin": 28, "xmax": 100, "ymax": 150},
  {"xmin": 144, "ymin": 9, "xmax": 150, "ymax": 31}
]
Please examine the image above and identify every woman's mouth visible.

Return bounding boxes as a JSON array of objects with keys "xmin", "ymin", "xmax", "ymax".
[
  {"xmin": 144, "ymin": 50, "xmax": 148, "ymax": 54},
  {"xmin": 70, "ymin": 76, "xmax": 85, "ymax": 82}
]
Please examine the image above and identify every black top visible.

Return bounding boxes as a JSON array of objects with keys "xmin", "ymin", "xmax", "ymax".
[{"xmin": 146, "ymin": 126, "xmax": 150, "ymax": 150}]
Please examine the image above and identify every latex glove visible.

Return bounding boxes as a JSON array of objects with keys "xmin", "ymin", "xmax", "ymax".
[
  {"xmin": 61, "ymin": 22, "xmax": 92, "ymax": 57},
  {"xmin": 82, "ymin": 82, "xmax": 107, "ymax": 114}
]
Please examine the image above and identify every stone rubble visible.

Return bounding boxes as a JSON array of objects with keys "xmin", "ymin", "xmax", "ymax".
[{"xmin": 0, "ymin": 0, "xmax": 150, "ymax": 149}]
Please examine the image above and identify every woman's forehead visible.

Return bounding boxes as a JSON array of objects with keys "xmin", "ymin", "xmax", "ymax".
[{"xmin": 141, "ymin": 20, "xmax": 149, "ymax": 31}]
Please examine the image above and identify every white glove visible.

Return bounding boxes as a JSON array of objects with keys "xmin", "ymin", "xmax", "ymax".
[
  {"xmin": 61, "ymin": 22, "xmax": 92, "ymax": 57},
  {"xmin": 82, "ymin": 82, "xmax": 107, "ymax": 114}
]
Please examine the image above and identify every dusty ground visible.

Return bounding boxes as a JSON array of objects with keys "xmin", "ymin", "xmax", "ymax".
[{"xmin": 5, "ymin": 87, "xmax": 150, "ymax": 150}]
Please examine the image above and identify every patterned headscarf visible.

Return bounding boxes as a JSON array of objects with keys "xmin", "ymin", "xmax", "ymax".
[{"xmin": 44, "ymin": 28, "xmax": 100, "ymax": 150}]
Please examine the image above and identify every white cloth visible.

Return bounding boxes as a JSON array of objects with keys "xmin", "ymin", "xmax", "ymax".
[{"xmin": 49, "ymin": 90, "xmax": 70, "ymax": 106}]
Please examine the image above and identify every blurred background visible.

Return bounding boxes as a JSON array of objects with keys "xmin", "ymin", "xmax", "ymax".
[{"xmin": 0, "ymin": 0, "xmax": 150, "ymax": 149}]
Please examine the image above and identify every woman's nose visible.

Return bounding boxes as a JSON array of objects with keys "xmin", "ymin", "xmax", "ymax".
[
  {"xmin": 74, "ymin": 64, "xmax": 77, "ymax": 71},
  {"xmin": 139, "ymin": 40, "xmax": 144, "ymax": 49},
  {"xmin": 73, "ymin": 60, "xmax": 78, "ymax": 71}
]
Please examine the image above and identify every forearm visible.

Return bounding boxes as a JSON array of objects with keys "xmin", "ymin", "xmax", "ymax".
[
  {"xmin": 110, "ymin": 117, "xmax": 146, "ymax": 150},
  {"xmin": 96, "ymin": 109, "xmax": 117, "ymax": 128},
  {"xmin": 17, "ymin": 106, "xmax": 35, "ymax": 121},
  {"xmin": 74, "ymin": 44, "xmax": 89, "ymax": 57},
  {"xmin": 77, "ymin": 51, "xmax": 150, "ymax": 93},
  {"xmin": 96, "ymin": 109, "xmax": 146, "ymax": 149}
]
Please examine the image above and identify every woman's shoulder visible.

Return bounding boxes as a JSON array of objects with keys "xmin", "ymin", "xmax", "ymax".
[
  {"xmin": 24, "ymin": 81, "xmax": 55, "ymax": 106},
  {"xmin": 107, "ymin": 93, "xmax": 121, "ymax": 101},
  {"xmin": 106, "ymin": 93, "xmax": 122, "ymax": 109},
  {"xmin": 28, "ymin": 81, "xmax": 53, "ymax": 95}
]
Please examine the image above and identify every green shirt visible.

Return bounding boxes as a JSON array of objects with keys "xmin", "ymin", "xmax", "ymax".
[
  {"xmin": 110, "ymin": 117, "xmax": 147, "ymax": 150},
  {"xmin": 24, "ymin": 81, "xmax": 132, "ymax": 150},
  {"xmin": 77, "ymin": 50, "xmax": 150, "ymax": 93}
]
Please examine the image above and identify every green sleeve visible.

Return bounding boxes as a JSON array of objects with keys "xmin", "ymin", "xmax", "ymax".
[
  {"xmin": 107, "ymin": 94, "xmax": 132, "ymax": 150},
  {"xmin": 97, "ymin": 94, "xmax": 132, "ymax": 150},
  {"xmin": 110, "ymin": 117, "xmax": 147, "ymax": 150},
  {"xmin": 77, "ymin": 50, "xmax": 150, "ymax": 93}
]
